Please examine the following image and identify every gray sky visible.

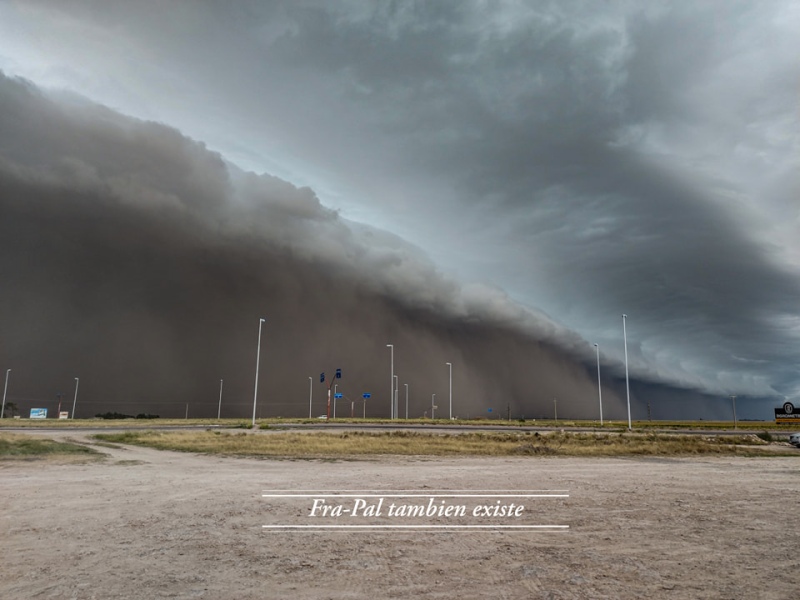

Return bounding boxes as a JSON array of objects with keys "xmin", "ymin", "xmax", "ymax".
[{"xmin": 1, "ymin": 0, "xmax": 798, "ymax": 416}]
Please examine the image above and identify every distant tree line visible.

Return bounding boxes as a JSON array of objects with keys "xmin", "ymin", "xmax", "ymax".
[{"xmin": 95, "ymin": 412, "xmax": 160, "ymax": 420}]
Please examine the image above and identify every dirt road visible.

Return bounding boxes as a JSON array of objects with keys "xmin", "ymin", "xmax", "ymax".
[{"xmin": 1, "ymin": 433, "xmax": 797, "ymax": 599}]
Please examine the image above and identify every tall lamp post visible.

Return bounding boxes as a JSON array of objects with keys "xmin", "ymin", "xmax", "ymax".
[
  {"xmin": 593, "ymin": 344, "xmax": 603, "ymax": 426},
  {"xmin": 393, "ymin": 376, "xmax": 398, "ymax": 422},
  {"xmin": 730, "ymin": 395, "xmax": 737, "ymax": 430},
  {"xmin": 308, "ymin": 376, "xmax": 313, "ymax": 419},
  {"xmin": 404, "ymin": 383, "xmax": 409, "ymax": 420},
  {"xmin": 217, "ymin": 379, "xmax": 223, "ymax": 420},
  {"xmin": 252, "ymin": 317, "xmax": 265, "ymax": 427},
  {"xmin": 1, "ymin": 369, "xmax": 10, "ymax": 419},
  {"xmin": 386, "ymin": 344, "xmax": 394, "ymax": 419},
  {"xmin": 71, "ymin": 377, "xmax": 80, "ymax": 419},
  {"xmin": 446, "ymin": 362, "xmax": 452, "ymax": 420},
  {"xmin": 431, "ymin": 393, "xmax": 436, "ymax": 419},
  {"xmin": 622, "ymin": 314, "xmax": 632, "ymax": 431}
]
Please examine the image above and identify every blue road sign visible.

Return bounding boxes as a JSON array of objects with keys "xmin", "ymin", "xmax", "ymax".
[
  {"xmin": 487, "ymin": 408, "xmax": 493, "ymax": 413},
  {"xmin": 334, "ymin": 393, "xmax": 343, "ymax": 399},
  {"xmin": 362, "ymin": 393, "xmax": 371, "ymax": 399}
]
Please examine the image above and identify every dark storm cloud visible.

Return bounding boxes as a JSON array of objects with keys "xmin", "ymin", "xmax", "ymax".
[
  {"xmin": 1, "ymin": 1, "xmax": 797, "ymax": 414},
  {"xmin": 248, "ymin": 1, "xmax": 800, "ymax": 401},
  {"xmin": 0, "ymin": 72, "xmax": 629, "ymax": 419}
]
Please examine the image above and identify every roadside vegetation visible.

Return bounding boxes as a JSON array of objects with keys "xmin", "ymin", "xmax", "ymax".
[
  {"xmin": 0, "ymin": 418, "xmax": 253, "ymax": 429},
  {"xmin": 0, "ymin": 432, "xmax": 100, "ymax": 459},
  {"xmin": 92, "ymin": 429, "xmax": 792, "ymax": 458}
]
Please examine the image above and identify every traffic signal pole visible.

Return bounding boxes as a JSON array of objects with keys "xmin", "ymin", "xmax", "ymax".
[{"xmin": 320, "ymin": 368, "xmax": 342, "ymax": 420}]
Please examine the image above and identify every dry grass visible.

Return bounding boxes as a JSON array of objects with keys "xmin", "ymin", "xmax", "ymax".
[
  {"xmin": 0, "ymin": 432, "xmax": 101, "ymax": 461},
  {"xmin": 0, "ymin": 418, "xmax": 253, "ymax": 429},
  {"xmin": 92, "ymin": 429, "xmax": 787, "ymax": 458},
  {"xmin": 3, "ymin": 417, "xmax": 797, "ymax": 433}
]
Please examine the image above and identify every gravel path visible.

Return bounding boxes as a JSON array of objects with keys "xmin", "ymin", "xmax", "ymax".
[{"xmin": 1, "ymin": 432, "xmax": 798, "ymax": 599}]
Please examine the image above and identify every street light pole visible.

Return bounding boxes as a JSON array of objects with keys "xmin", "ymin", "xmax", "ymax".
[
  {"xmin": 334, "ymin": 383, "xmax": 338, "ymax": 419},
  {"xmin": 252, "ymin": 317, "xmax": 265, "ymax": 427},
  {"xmin": 71, "ymin": 377, "xmax": 80, "ymax": 419},
  {"xmin": 622, "ymin": 314, "xmax": 632, "ymax": 431},
  {"xmin": 386, "ymin": 344, "xmax": 394, "ymax": 419},
  {"xmin": 431, "ymin": 393, "xmax": 436, "ymax": 419},
  {"xmin": 218, "ymin": 379, "xmax": 223, "ymax": 420},
  {"xmin": 393, "ymin": 376, "xmax": 398, "ymax": 422},
  {"xmin": 730, "ymin": 395, "xmax": 737, "ymax": 430},
  {"xmin": 404, "ymin": 383, "xmax": 409, "ymax": 420},
  {"xmin": 1, "ymin": 369, "xmax": 11, "ymax": 419},
  {"xmin": 308, "ymin": 376, "xmax": 313, "ymax": 419},
  {"xmin": 446, "ymin": 362, "xmax": 452, "ymax": 420},
  {"xmin": 593, "ymin": 344, "xmax": 603, "ymax": 426}
]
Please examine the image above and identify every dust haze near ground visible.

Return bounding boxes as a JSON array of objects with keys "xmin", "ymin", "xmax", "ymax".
[
  {"xmin": 0, "ymin": 432, "xmax": 797, "ymax": 599},
  {"xmin": 0, "ymin": 70, "xmax": 699, "ymax": 421}
]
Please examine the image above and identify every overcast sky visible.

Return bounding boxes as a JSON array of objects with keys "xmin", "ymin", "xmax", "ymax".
[{"xmin": 1, "ymin": 1, "xmax": 799, "ymax": 415}]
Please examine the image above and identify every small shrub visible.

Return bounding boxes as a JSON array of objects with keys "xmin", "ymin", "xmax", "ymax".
[{"xmin": 95, "ymin": 412, "xmax": 134, "ymax": 420}]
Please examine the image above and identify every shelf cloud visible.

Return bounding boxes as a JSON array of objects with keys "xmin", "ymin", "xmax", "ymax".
[{"xmin": 1, "ymin": 1, "xmax": 798, "ymax": 418}]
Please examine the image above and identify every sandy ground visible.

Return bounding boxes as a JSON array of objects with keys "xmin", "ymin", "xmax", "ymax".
[{"xmin": 1, "ymin": 431, "xmax": 798, "ymax": 600}]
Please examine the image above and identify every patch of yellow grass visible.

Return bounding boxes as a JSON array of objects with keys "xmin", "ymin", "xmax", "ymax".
[{"xmin": 93, "ymin": 430, "xmax": 782, "ymax": 458}]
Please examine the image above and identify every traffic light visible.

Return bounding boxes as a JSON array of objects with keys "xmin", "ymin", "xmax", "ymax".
[
  {"xmin": 335, "ymin": 368, "xmax": 342, "ymax": 379},
  {"xmin": 320, "ymin": 372, "xmax": 325, "ymax": 383}
]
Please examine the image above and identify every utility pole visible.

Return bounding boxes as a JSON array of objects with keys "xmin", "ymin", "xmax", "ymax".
[
  {"xmin": 308, "ymin": 377, "xmax": 313, "ymax": 419},
  {"xmin": 593, "ymin": 343, "xmax": 603, "ymax": 426},
  {"xmin": 252, "ymin": 317, "xmax": 266, "ymax": 427},
  {"xmin": 623, "ymin": 314, "xmax": 632, "ymax": 430},
  {"xmin": 446, "ymin": 362, "xmax": 453, "ymax": 420},
  {"xmin": 553, "ymin": 397, "xmax": 557, "ymax": 423},
  {"xmin": 386, "ymin": 344, "xmax": 394, "ymax": 420},
  {"xmin": 730, "ymin": 395, "xmax": 737, "ymax": 430},
  {"xmin": 72, "ymin": 378, "xmax": 80, "ymax": 419},
  {"xmin": 1, "ymin": 369, "xmax": 9, "ymax": 419}
]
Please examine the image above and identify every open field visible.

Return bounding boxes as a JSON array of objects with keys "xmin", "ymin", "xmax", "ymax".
[
  {"xmin": 0, "ymin": 432, "xmax": 101, "ymax": 461},
  {"xmin": 0, "ymin": 429, "xmax": 799, "ymax": 599},
  {"xmin": 0, "ymin": 418, "xmax": 255, "ymax": 429},
  {"xmin": 92, "ymin": 429, "xmax": 796, "ymax": 458}
]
